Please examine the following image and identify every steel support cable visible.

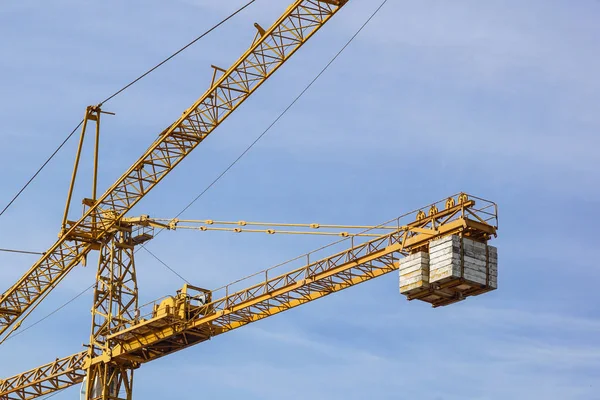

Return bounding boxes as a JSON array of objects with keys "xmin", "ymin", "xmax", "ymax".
[
  {"xmin": 98, "ymin": 0, "xmax": 257, "ymax": 105},
  {"xmin": 1, "ymin": 246, "xmax": 186, "ymax": 344},
  {"xmin": 2, "ymin": 283, "xmax": 94, "ymax": 342},
  {"xmin": 171, "ymin": 0, "xmax": 390, "ymax": 220},
  {"xmin": 1, "ymin": 0, "xmax": 390, "ymax": 347},
  {"xmin": 0, "ymin": 121, "xmax": 84, "ymax": 219},
  {"xmin": 1, "ymin": 247, "xmax": 182, "ymax": 343},
  {"xmin": 0, "ymin": 0, "xmax": 257, "ymax": 219},
  {"xmin": 1, "ymin": 247, "xmax": 185, "ymax": 343},
  {"xmin": 0, "ymin": 248, "xmax": 43, "ymax": 255},
  {"xmin": 140, "ymin": 246, "xmax": 189, "ymax": 283},
  {"xmin": 143, "ymin": 0, "xmax": 390, "ymax": 285},
  {"xmin": 0, "ymin": 242, "xmax": 186, "ymax": 345}
]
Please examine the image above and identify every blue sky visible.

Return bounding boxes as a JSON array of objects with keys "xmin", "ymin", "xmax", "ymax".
[{"xmin": 1, "ymin": 1, "xmax": 599, "ymax": 399}]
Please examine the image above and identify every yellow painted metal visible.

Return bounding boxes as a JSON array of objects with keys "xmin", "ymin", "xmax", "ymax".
[
  {"xmin": 91, "ymin": 107, "xmax": 102, "ymax": 202},
  {"xmin": 61, "ymin": 107, "xmax": 93, "ymax": 235},
  {"xmin": 84, "ymin": 225, "xmax": 139, "ymax": 400},
  {"xmin": 157, "ymin": 218, "xmax": 398, "ymax": 230},
  {"xmin": 61, "ymin": 106, "xmax": 115, "ymax": 236},
  {"xmin": 0, "ymin": 193, "xmax": 498, "ymax": 399},
  {"xmin": 141, "ymin": 217, "xmax": 397, "ymax": 237},
  {"xmin": 115, "ymin": 215, "xmax": 453, "ymax": 238},
  {"xmin": 0, "ymin": 352, "xmax": 86, "ymax": 400},
  {"xmin": 0, "ymin": 0, "xmax": 349, "ymax": 344},
  {"xmin": 175, "ymin": 226, "xmax": 383, "ymax": 237}
]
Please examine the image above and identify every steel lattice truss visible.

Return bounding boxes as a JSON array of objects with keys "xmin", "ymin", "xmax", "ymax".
[
  {"xmin": 0, "ymin": 352, "xmax": 86, "ymax": 400},
  {"xmin": 0, "ymin": 0, "xmax": 348, "ymax": 343},
  {"xmin": 108, "ymin": 198, "xmax": 495, "ymax": 362},
  {"xmin": 0, "ymin": 194, "xmax": 498, "ymax": 399}
]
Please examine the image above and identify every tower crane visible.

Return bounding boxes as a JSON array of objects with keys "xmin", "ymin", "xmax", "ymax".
[{"xmin": 0, "ymin": 1, "xmax": 500, "ymax": 399}]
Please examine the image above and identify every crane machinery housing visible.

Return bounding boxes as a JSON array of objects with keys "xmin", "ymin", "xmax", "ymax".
[{"xmin": 0, "ymin": 1, "xmax": 499, "ymax": 399}]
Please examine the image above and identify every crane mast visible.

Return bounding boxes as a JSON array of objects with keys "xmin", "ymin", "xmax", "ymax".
[
  {"xmin": 0, "ymin": 0, "xmax": 349, "ymax": 344},
  {"xmin": 1, "ymin": 194, "xmax": 498, "ymax": 400}
]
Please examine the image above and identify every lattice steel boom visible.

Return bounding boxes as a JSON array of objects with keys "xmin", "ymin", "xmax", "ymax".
[
  {"xmin": 0, "ymin": 0, "xmax": 349, "ymax": 344},
  {"xmin": 0, "ymin": 352, "xmax": 86, "ymax": 400},
  {"xmin": 1, "ymin": 194, "xmax": 498, "ymax": 400}
]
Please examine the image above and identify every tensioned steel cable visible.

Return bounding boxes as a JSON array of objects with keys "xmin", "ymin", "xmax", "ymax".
[
  {"xmin": 141, "ymin": 246, "xmax": 189, "ymax": 283},
  {"xmin": 143, "ymin": 0, "xmax": 390, "ymax": 284},
  {"xmin": 0, "ymin": 120, "xmax": 84, "ymax": 218},
  {"xmin": 2, "ymin": 245, "xmax": 182, "ymax": 342},
  {"xmin": 172, "ymin": 0, "xmax": 390, "ymax": 220},
  {"xmin": 3, "ymin": 283, "xmax": 94, "ymax": 341},
  {"xmin": 0, "ymin": 0, "xmax": 257, "ymax": 219},
  {"xmin": 97, "ymin": 0, "xmax": 257, "ymax": 105},
  {"xmin": 0, "ymin": 247, "xmax": 43, "ymax": 255}
]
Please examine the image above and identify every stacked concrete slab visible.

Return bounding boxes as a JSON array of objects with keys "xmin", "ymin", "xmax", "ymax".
[
  {"xmin": 399, "ymin": 235, "xmax": 498, "ymax": 306},
  {"xmin": 429, "ymin": 235, "xmax": 498, "ymax": 289},
  {"xmin": 398, "ymin": 252, "xmax": 429, "ymax": 295}
]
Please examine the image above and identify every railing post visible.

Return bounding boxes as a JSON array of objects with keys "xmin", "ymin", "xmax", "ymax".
[
  {"xmin": 305, "ymin": 254, "xmax": 310, "ymax": 279},
  {"xmin": 264, "ymin": 270, "xmax": 268, "ymax": 294},
  {"xmin": 225, "ymin": 285, "xmax": 229, "ymax": 308}
]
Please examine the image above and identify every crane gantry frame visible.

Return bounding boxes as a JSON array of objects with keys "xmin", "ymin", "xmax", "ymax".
[{"xmin": 0, "ymin": 1, "xmax": 500, "ymax": 399}]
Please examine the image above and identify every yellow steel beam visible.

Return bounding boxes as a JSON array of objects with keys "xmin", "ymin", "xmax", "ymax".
[
  {"xmin": 0, "ymin": 0, "xmax": 349, "ymax": 343},
  {"xmin": 84, "ymin": 227, "xmax": 139, "ymax": 400},
  {"xmin": 167, "ymin": 225, "xmax": 387, "ymax": 237},
  {"xmin": 157, "ymin": 218, "xmax": 398, "ymax": 230},
  {"xmin": 125, "ymin": 200, "xmax": 482, "ymax": 239}
]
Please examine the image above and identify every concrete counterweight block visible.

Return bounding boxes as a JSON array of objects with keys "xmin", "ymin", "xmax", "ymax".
[
  {"xmin": 399, "ymin": 235, "xmax": 498, "ymax": 307},
  {"xmin": 429, "ymin": 235, "xmax": 498, "ymax": 290},
  {"xmin": 399, "ymin": 251, "xmax": 430, "ymax": 295}
]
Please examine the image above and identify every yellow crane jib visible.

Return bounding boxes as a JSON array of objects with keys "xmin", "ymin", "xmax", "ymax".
[
  {"xmin": 0, "ymin": 193, "xmax": 498, "ymax": 400},
  {"xmin": 0, "ymin": 0, "xmax": 349, "ymax": 345}
]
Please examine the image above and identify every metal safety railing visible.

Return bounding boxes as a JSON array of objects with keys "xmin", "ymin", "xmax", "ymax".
[{"xmin": 132, "ymin": 193, "xmax": 497, "ymax": 324}]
